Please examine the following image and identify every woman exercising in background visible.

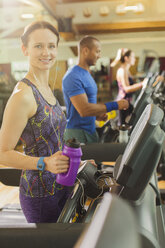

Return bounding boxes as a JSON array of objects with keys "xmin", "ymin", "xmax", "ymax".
[
  {"xmin": 111, "ymin": 48, "xmax": 164, "ymax": 125},
  {"xmin": 111, "ymin": 48, "xmax": 147, "ymax": 124}
]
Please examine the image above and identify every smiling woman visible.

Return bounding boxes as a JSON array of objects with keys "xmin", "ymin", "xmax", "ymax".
[
  {"xmin": 0, "ymin": 21, "xmax": 72, "ymax": 223},
  {"xmin": 21, "ymin": 29, "xmax": 58, "ymax": 94}
]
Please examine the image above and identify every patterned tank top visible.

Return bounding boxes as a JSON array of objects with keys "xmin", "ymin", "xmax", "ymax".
[{"xmin": 19, "ymin": 78, "xmax": 67, "ymax": 197}]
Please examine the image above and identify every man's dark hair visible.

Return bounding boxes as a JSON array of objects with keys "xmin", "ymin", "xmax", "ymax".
[{"xmin": 79, "ymin": 36, "xmax": 100, "ymax": 50}]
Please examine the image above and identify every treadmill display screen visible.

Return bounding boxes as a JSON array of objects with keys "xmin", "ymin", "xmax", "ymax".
[{"xmin": 116, "ymin": 104, "xmax": 152, "ymax": 180}]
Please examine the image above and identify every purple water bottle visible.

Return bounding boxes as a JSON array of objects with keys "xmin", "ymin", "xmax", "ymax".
[{"xmin": 56, "ymin": 138, "xmax": 82, "ymax": 186}]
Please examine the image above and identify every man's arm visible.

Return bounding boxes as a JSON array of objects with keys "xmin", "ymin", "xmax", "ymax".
[{"xmin": 70, "ymin": 93, "xmax": 129, "ymax": 117}]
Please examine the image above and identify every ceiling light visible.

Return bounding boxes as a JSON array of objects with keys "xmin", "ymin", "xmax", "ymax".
[
  {"xmin": 125, "ymin": 6, "xmax": 139, "ymax": 12},
  {"xmin": 116, "ymin": 3, "xmax": 144, "ymax": 15},
  {"xmin": 133, "ymin": 3, "xmax": 144, "ymax": 14},
  {"xmin": 83, "ymin": 7, "xmax": 92, "ymax": 18},
  {"xmin": 99, "ymin": 6, "xmax": 109, "ymax": 17},
  {"xmin": 64, "ymin": 9, "xmax": 75, "ymax": 19},
  {"xmin": 21, "ymin": 13, "xmax": 34, "ymax": 19}
]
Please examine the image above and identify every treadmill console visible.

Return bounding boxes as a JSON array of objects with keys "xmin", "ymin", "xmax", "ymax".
[{"xmin": 114, "ymin": 104, "xmax": 164, "ymax": 200}]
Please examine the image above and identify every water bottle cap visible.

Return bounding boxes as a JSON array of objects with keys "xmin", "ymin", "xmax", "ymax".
[
  {"xmin": 65, "ymin": 138, "xmax": 80, "ymax": 148},
  {"xmin": 119, "ymin": 124, "xmax": 131, "ymax": 131}
]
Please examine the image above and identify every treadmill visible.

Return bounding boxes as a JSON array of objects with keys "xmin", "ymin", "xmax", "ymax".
[
  {"xmin": 59, "ymin": 104, "xmax": 165, "ymax": 248},
  {"xmin": 0, "ymin": 104, "xmax": 164, "ymax": 248}
]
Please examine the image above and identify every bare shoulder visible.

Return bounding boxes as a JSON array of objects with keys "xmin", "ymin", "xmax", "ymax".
[
  {"xmin": 11, "ymin": 81, "xmax": 36, "ymax": 106},
  {"xmin": 13, "ymin": 81, "xmax": 33, "ymax": 98},
  {"xmin": 5, "ymin": 81, "xmax": 37, "ymax": 118}
]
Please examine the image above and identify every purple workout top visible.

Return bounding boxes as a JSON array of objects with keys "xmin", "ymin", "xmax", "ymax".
[{"xmin": 19, "ymin": 78, "xmax": 66, "ymax": 197}]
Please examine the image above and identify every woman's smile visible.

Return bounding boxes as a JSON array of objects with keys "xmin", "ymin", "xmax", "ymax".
[{"xmin": 39, "ymin": 58, "xmax": 53, "ymax": 64}]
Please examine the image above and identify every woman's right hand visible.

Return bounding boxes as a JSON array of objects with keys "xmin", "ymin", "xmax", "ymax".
[
  {"xmin": 117, "ymin": 99, "xmax": 129, "ymax": 110},
  {"xmin": 44, "ymin": 151, "xmax": 69, "ymax": 174}
]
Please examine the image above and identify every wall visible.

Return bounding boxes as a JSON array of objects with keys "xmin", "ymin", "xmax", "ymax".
[{"xmin": 49, "ymin": 60, "xmax": 67, "ymax": 90}]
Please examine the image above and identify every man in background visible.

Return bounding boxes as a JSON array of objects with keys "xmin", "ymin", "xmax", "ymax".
[{"xmin": 62, "ymin": 36, "xmax": 129, "ymax": 144}]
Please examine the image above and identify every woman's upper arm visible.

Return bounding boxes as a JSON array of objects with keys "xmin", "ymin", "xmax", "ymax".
[{"xmin": 0, "ymin": 83, "xmax": 36, "ymax": 151}]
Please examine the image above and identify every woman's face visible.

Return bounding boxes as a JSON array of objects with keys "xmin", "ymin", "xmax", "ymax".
[
  {"xmin": 23, "ymin": 28, "xmax": 58, "ymax": 71},
  {"xmin": 128, "ymin": 52, "xmax": 136, "ymax": 66}
]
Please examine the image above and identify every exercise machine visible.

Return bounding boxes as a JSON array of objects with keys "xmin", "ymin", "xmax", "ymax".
[
  {"xmin": 0, "ymin": 103, "xmax": 164, "ymax": 248},
  {"xmin": 58, "ymin": 103, "xmax": 165, "ymax": 248}
]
